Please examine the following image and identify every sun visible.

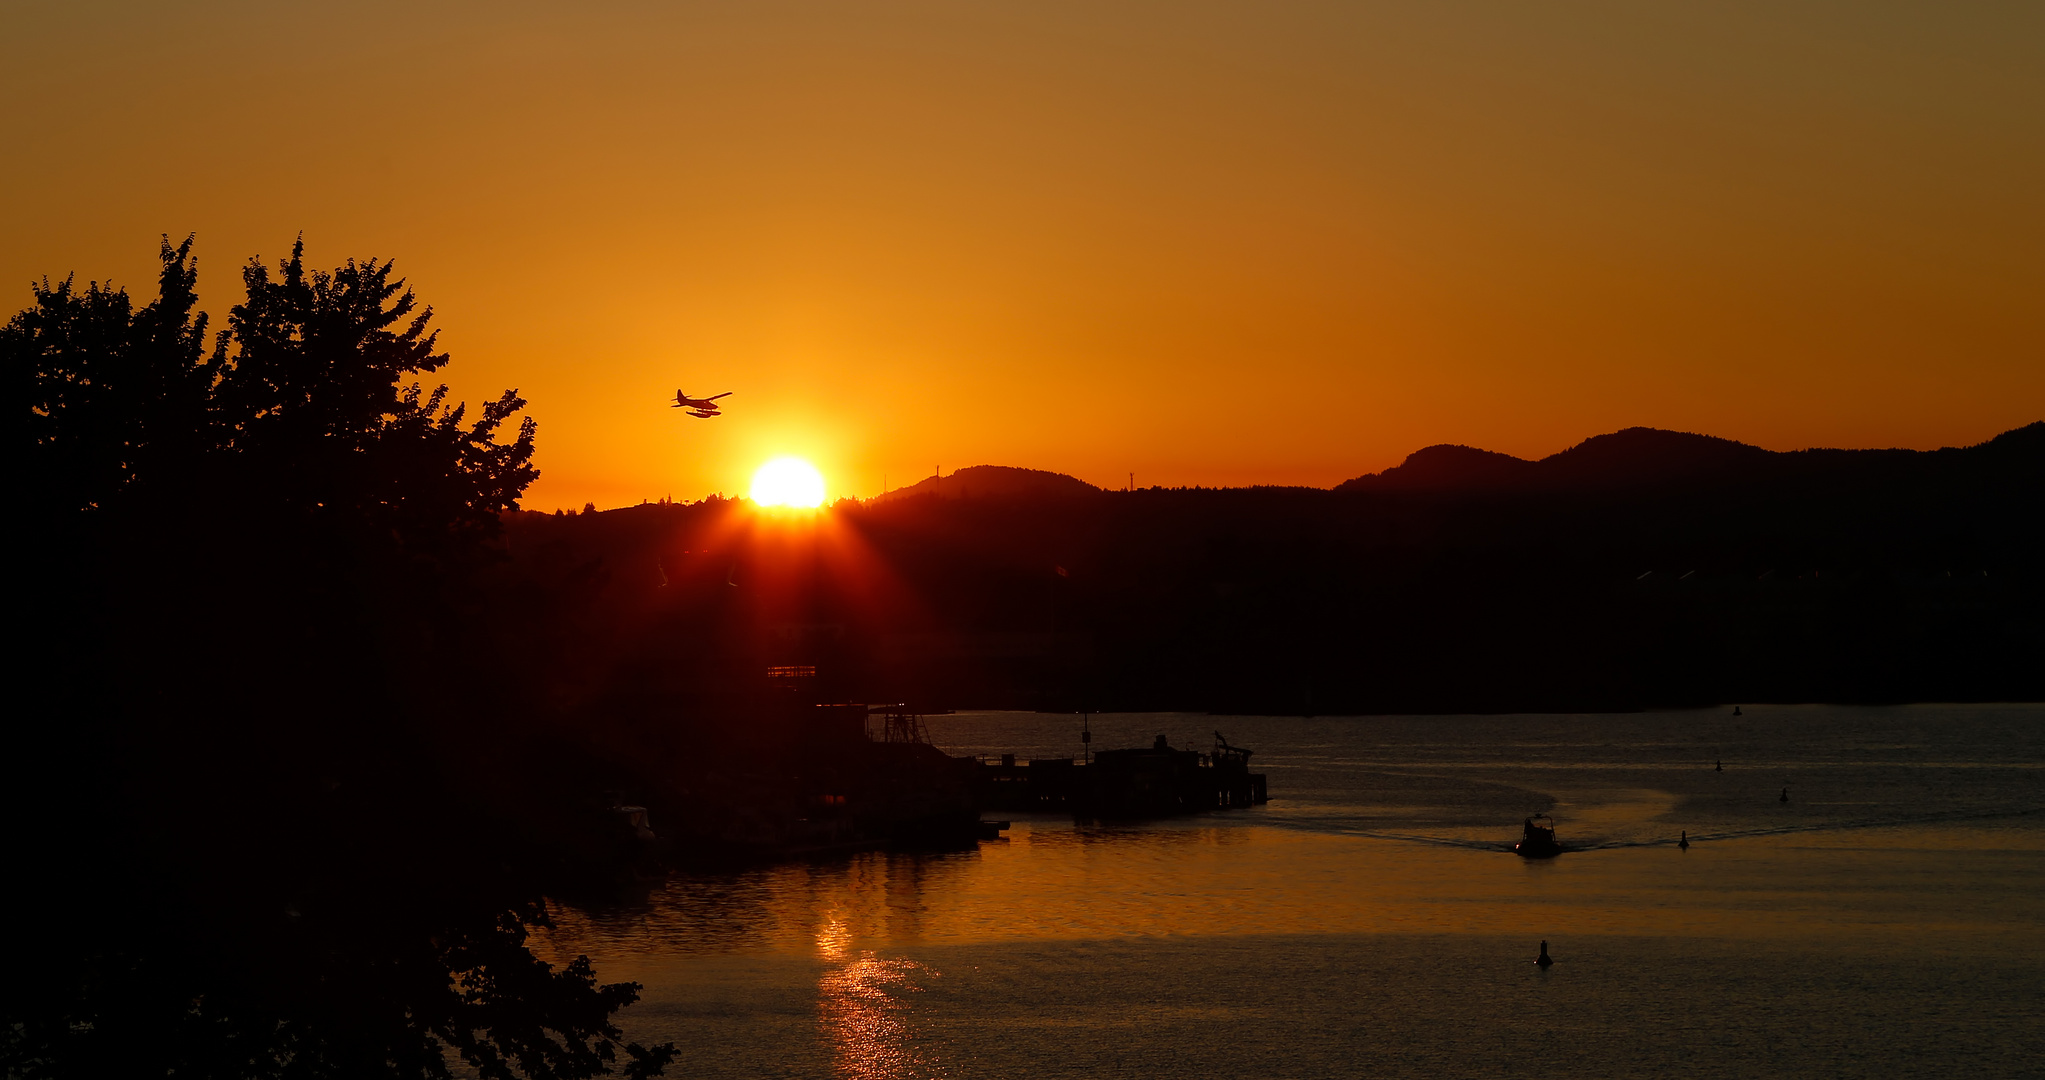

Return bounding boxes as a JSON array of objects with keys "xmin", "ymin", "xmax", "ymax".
[{"xmin": 750, "ymin": 456, "xmax": 827, "ymax": 508}]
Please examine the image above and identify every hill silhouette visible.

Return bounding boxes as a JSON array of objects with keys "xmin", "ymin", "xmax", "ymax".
[
  {"xmin": 502, "ymin": 420, "xmax": 2041, "ymax": 720},
  {"xmin": 1334, "ymin": 443, "xmax": 1534, "ymax": 492},
  {"xmin": 1537, "ymin": 427, "xmax": 1772, "ymax": 489},
  {"xmin": 1342, "ymin": 426, "xmax": 1818, "ymax": 493},
  {"xmin": 874, "ymin": 464, "xmax": 1102, "ymax": 502}
]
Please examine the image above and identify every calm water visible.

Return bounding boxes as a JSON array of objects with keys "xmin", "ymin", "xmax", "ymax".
[{"xmin": 539, "ymin": 705, "xmax": 2045, "ymax": 1079}]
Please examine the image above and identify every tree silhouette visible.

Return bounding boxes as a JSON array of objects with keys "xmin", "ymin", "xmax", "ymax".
[
  {"xmin": 215, "ymin": 239, "xmax": 536, "ymax": 551},
  {"xmin": 17, "ymin": 234, "xmax": 216, "ymax": 511},
  {"xmin": 6, "ymin": 237, "xmax": 672, "ymax": 1079},
  {"xmin": 17, "ymin": 235, "xmax": 536, "ymax": 543}
]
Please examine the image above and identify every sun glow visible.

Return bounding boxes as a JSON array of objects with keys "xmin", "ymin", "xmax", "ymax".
[{"xmin": 750, "ymin": 457, "xmax": 827, "ymax": 508}]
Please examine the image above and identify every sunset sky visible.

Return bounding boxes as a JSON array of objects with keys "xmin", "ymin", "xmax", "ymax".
[{"xmin": 6, "ymin": 1, "xmax": 2039, "ymax": 509}]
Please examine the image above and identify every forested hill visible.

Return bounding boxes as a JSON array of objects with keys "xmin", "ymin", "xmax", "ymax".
[
  {"xmin": 871, "ymin": 464, "xmax": 1102, "ymax": 502},
  {"xmin": 503, "ymin": 422, "xmax": 2042, "ymax": 718}
]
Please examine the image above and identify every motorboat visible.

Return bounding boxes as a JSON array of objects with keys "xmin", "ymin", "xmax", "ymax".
[{"xmin": 1515, "ymin": 814, "xmax": 1563, "ymax": 858}]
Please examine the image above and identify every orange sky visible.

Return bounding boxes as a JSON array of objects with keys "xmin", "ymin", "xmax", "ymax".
[{"xmin": 6, "ymin": 1, "xmax": 2040, "ymax": 509}]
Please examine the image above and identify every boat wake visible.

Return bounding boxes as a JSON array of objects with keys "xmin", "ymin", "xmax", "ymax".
[
  {"xmin": 1262, "ymin": 816, "xmax": 1515, "ymax": 851},
  {"xmin": 1263, "ymin": 805, "xmax": 2041, "ymax": 853},
  {"xmin": 1569, "ymin": 805, "xmax": 2043, "ymax": 850}
]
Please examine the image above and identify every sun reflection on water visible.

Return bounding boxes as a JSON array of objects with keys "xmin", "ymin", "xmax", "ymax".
[
  {"xmin": 819, "ymin": 952, "xmax": 943, "ymax": 1079},
  {"xmin": 816, "ymin": 909, "xmax": 946, "ymax": 1078}
]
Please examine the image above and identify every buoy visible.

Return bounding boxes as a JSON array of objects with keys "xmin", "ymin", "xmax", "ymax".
[
  {"xmin": 1779, "ymin": 787, "xmax": 1789, "ymax": 803},
  {"xmin": 1678, "ymin": 830, "xmax": 1690, "ymax": 850},
  {"xmin": 1536, "ymin": 940, "xmax": 1553, "ymax": 968},
  {"xmin": 1733, "ymin": 705, "xmax": 1743, "ymax": 716},
  {"xmin": 1715, "ymin": 760, "xmax": 1722, "ymax": 772}
]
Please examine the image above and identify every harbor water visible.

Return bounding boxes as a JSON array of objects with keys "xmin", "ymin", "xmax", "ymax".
[{"xmin": 537, "ymin": 704, "xmax": 2045, "ymax": 1079}]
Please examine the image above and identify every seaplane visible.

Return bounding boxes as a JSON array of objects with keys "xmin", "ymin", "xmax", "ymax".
[{"xmin": 672, "ymin": 390, "xmax": 732, "ymax": 419}]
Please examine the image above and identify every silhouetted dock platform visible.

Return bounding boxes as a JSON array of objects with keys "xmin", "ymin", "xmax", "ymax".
[{"xmin": 965, "ymin": 732, "xmax": 1268, "ymax": 819}]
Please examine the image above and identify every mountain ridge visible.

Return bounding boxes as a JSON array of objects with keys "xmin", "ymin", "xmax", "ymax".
[
  {"xmin": 844, "ymin": 423, "xmax": 2041, "ymax": 505},
  {"xmin": 1333, "ymin": 423, "xmax": 2041, "ymax": 494}
]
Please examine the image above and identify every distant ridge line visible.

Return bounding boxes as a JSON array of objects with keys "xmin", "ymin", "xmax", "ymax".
[
  {"xmin": 846, "ymin": 422, "xmax": 2041, "ymax": 505},
  {"xmin": 1331, "ymin": 421, "xmax": 2042, "ymax": 495}
]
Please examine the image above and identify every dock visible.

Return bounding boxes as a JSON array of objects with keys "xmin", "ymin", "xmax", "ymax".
[{"xmin": 965, "ymin": 731, "xmax": 1268, "ymax": 819}]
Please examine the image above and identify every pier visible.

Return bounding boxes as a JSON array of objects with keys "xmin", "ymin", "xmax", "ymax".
[{"xmin": 965, "ymin": 731, "xmax": 1268, "ymax": 819}]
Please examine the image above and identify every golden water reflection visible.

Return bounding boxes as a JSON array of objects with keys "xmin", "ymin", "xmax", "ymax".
[
  {"xmin": 814, "ymin": 877, "xmax": 948, "ymax": 1079},
  {"xmin": 535, "ymin": 819, "xmax": 2043, "ymax": 1079},
  {"xmin": 818, "ymin": 945, "xmax": 943, "ymax": 1079},
  {"xmin": 543, "ymin": 819, "xmax": 2045, "ymax": 973}
]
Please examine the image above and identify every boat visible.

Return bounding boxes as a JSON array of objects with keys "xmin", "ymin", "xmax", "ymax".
[{"xmin": 1515, "ymin": 814, "xmax": 1563, "ymax": 858}]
